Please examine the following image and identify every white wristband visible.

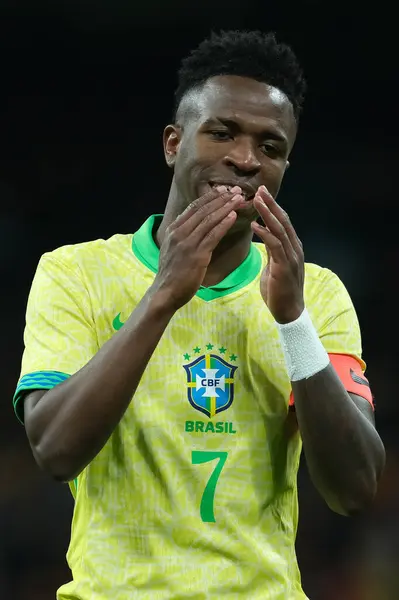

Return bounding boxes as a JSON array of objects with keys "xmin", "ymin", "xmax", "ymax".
[{"xmin": 276, "ymin": 308, "xmax": 329, "ymax": 381}]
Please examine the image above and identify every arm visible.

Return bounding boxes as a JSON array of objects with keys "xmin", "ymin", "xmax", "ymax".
[
  {"xmin": 252, "ymin": 186, "xmax": 385, "ymax": 515},
  {"xmin": 293, "ymin": 366, "xmax": 385, "ymax": 515},
  {"xmin": 24, "ymin": 288, "xmax": 175, "ymax": 482},
  {"xmin": 21, "ymin": 186, "xmax": 243, "ymax": 482}
]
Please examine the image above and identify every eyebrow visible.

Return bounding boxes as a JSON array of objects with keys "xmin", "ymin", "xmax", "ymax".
[{"xmin": 203, "ymin": 117, "xmax": 288, "ymax": 144}]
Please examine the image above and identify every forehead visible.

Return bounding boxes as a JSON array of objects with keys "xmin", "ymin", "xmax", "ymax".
[{"xmin": 192, "ymin": 75, "xmax": 296, "ymax": 138}]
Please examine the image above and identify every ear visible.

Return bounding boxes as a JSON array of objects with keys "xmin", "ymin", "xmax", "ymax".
[{"xmin": 163, "ymin": 124, "xmax": 182, "ymax": 169}]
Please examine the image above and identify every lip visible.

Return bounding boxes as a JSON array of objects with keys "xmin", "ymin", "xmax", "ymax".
[{"xmin": 209, "ymin": 180, "xmax": 257, "ymax": 201}]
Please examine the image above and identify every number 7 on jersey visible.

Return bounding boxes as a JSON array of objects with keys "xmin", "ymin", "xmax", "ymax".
[{"xmin": 192, "ymin": 451, "xmax": 228, "ymax": 523}]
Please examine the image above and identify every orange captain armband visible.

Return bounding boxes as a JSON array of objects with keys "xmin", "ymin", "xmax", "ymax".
[{"xmin": 289, "ymin": 353, "xmax": 374, "ymax": 409}]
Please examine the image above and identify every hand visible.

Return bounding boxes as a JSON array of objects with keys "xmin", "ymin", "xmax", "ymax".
[
  {"xmin": 153, "ymin": 185, "xmax": 244, "ymax": 311},
  {"xmin": 251, "ymin": 186, "xmax": 305, "ymax": 324}
]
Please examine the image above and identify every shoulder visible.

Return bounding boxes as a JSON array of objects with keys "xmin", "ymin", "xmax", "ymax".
[
  {"xmin": 39, "ymin": 233, "xmax": 134, "ymax": 274},
  {"xmin": 303, "ymin": 262, "xmax": 351, "ymax": 300},
  {"xmin": 304, "ymin": 263, "xmax": 357, "ymax": 335}
]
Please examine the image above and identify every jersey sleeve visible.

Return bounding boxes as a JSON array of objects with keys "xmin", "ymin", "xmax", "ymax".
[
  {"xmin": 289, "ymin": 267, "xmax": 373, "ymax": 408},
  {"xmin": 309, "ymin": 269, "xmax": 364, "ymax": 364},
  {"xmin": 13, "ymin": 251, "xmax": 98, "ymax": 423}
]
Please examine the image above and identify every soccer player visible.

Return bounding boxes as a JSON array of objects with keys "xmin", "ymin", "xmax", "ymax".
[{"xmin": 13, "ymin": 30, "xmax": 385, "ymax": 599}]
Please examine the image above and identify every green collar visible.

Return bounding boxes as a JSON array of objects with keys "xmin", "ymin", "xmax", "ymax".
[{"xmin": 132, "ymin": 214, "xmax": 262, "ymax": 301}]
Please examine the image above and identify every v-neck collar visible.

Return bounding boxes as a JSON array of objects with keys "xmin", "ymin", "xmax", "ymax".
[{"xmin": 132, "ymin": 214, "xmax": 262, "ymax": 301}]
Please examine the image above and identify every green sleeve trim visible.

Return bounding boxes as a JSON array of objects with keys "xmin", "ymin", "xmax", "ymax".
[{"xmin": 13, "ymin": 370, "xmax": 70, "ymax": 424}]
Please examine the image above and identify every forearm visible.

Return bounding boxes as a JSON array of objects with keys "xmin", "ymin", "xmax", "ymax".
[
  {"xmin": 26, "ymin": 285, "xmax": 175, "ymax": 481},
  {"xmin": 293, "ymin": 363, "xmax": 385, "ymax": 515},
  {"xmin": 252, "ymin": 189, "xmax": 385, "ymax": 515}
]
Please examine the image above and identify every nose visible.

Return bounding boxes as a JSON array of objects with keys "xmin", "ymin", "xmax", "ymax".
[{"xmin": 223, "ymin": 137, "xmax": 261, "ymax": 177}]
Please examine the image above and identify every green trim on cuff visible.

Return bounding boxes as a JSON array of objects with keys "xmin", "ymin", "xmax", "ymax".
[{"xmin": 13, "ymin": 370, "xmax": 70, "ymax": 424}]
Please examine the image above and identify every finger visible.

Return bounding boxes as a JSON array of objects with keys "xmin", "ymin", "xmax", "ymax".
[
  {"xmin": 251, "ymin": 221, "xmax": 287, "ymax": 263},
  {"xmin": 175, "ymin": 185, "xmax": 240, "ymax": 229},
  {"xmin": 192, "ymin": 191, "xmax": 244, "ymax": 244},
  {"xmin": 253, "ymin": 196, "xmax": 292, "ymax": 259},
  {"xmin": 199, "ymin": 209, "xmax": 238, "ymax": 252},
  {"xmin": 256, "ymin": 186, "xmax": 303, "ymax": 254},
  {"xmin": 176, "ymin": 185, "xmax": 243, "ymax": 237},
  {"xmin": 186, "ymin": 194, "xmax": 243, "ymax": 243},
  {"xmin": 174, "ymin": 186, "xmax": 227, "ymax": 227}
]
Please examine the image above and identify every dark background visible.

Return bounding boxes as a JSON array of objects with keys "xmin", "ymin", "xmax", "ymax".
[{"xmin": 1, "ymin": 2, "xmax": 398, "ymax": 599}]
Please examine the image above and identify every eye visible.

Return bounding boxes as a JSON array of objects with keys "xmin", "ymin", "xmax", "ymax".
[
  {"xmin": 260, "ymin": 143, "xmax": 280, "ymax": 157},
  {"xmin": 208, "ymin": 130, "xmax": 232, "ymax": 141}
]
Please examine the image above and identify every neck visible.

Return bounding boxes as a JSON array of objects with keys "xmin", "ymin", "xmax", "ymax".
[{"xmin": 156, "ymin": 182, "xmax": 254, "ymax": 287}]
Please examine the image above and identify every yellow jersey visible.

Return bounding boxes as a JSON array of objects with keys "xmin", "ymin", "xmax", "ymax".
[{"xmin": 14, "ymin": 215, "xmax": 364, "ymax": 600}]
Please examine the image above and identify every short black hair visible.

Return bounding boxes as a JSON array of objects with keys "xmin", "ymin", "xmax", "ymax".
[{"xmin": 174, "ymin": 30, "xmax": 306, "ymax": 122}]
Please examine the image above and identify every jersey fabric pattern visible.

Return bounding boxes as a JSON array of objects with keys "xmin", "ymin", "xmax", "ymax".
[{"xmin": 14, "ymin": 215, "xmax": 365, "ymax": 600}]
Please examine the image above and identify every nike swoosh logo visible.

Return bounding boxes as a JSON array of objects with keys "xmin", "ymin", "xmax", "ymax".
[
  {"xmin": 112, "ymin": 313, "xmax": 125, "ymax": 331},
  {"xmin": 350, "ymin": 369, "xmax": 370, "ymax": 387}
]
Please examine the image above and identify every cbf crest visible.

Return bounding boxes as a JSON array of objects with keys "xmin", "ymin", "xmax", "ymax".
[{"xmin": 183, "ymin": 344, "xmax": 238, "ymax": 418}]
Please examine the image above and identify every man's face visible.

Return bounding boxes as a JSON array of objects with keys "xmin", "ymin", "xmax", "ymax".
[{"xmin": 164, "ymin": 75, "xmax": 297, "ymax": 224}]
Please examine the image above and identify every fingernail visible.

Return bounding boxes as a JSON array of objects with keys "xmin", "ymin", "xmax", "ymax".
[
  {"xmin": 230, "ymin": 194, "xmax": 244, "ymax": 203},
  {"xmin": 255, "ymin": 193, "xmax": 265, "ymax": 204},
  {"xmin": 230, "ymin": 185, "xmax": 241, "ymax": 194},
  {"xmin": 216, "ymin": 185, "xmax": 227, "ymax": 193}
]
